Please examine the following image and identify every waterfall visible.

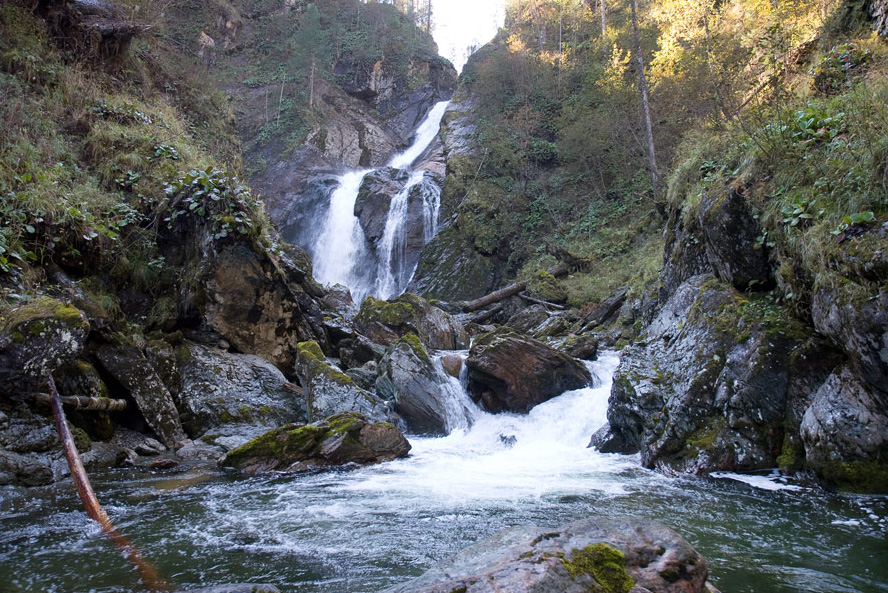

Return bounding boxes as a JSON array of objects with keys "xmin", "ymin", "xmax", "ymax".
[{"xmin": 303, "ymin": 101, "xmax": 450, "ymax": 306}]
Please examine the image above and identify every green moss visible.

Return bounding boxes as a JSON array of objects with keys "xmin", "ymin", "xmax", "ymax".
[
  {"xmin": 71, "ymin": 425, "xmax": 92, "ymax": 453},
  {"xmin": 685, "ymin": 416, "xmax": 726, "ymax": 453},
  {"xmin": 562, "ymin": 544, "xmax": 635, "ymax": 593},
  {"xmin": 400, "ymin": 333, "xmax": 431, "ymax": 364},
  {"xmin": 326, "ymin": 411, "xmax": 365, "ymax": 436},
  {"xmin": 297, "ymin": 340, "xmax": 326, "ymax": 361},
  {"xmin": 777, "ymin": 433, "xmax": 805, "ymax": 472},
  {"xmin": 817, "ymin": 458, "xmax": 888, "ymax": 494},
  {"xmin": 355, "ymin": 296, "xmax": 417, "ymax": 329},
  {"xmin": 222, "ymin": 423, "xmax": 326, "ymax": 468}
]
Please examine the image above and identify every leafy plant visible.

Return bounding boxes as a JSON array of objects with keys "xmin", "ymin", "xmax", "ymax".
[
  {"xmin": 793, "ymin": 107, "xmax": 845, "ymax": 145},
  {"xmin": 831, "ymin": 210, "xmax": 875, "ymax": 236},
  {"xmin": 781, "ymin": 195, "xmax": 822, "ymax": 227},
  {"xmin": 162, "ymin": 167, "xmax": 258, "ymax": 240},
  {"xmin": 812, "ymin": 44, "xmax": 871, "ymax": 94}
]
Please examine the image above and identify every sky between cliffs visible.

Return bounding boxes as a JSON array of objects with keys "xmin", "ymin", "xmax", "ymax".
[{"xmin": 431, "ymin": 0, "xmax": 505, "ymax": 72}]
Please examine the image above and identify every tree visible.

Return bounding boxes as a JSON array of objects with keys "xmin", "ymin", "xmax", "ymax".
[
  {"xmin": 629, "ymin": 0, "xmax": 659, "ymax": 199},
  {"xmin": 292, "ymin": 4, "xmax": 332, "ymax": 110}
]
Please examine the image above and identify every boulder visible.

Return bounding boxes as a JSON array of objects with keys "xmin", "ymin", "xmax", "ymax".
[
  {"xmin": 0, "ymin": 297, "xmax": 90, "ymax": 393},
  {"xmin": 382, "ymin": 517, "xmax": 711, "ymax": 593},
  {"xmin": 376, "ymin": 335, "xmax": 474, "ymax": 435},
  {"xmin": 604, "ymin": 275, "xmax": 838, "ymax": 475},
  {"xmin": 171, "ymin": 342, "xmax": 306, "ymax": 439},
  {"xmin": 800, "ymin": 365, "xmax": 888, "ymax": 493},
  {"xmin": 95, "ymin": 341, "xmax": 187, "ymax": 449},
  {"xmin": 198, "ymin": 243, "xmax": 328, "ymax": 376},
  {"xmin": 355, "ymin": 293, "xmax": 467, "ymax": 350},
  {"xmin": 295, "ymin": 340, "xmax": 389, "ymax": 423},
  {"xmin": 0, "ymin": 448, "xmax": 54, "ymax": 487},
  {"xmin": 465, "ymin": 328, "xmax": 591, "ymax": 414},
  {"xmin": 219, "ymin": 412, "xmax": 410, "ymax": 474}
]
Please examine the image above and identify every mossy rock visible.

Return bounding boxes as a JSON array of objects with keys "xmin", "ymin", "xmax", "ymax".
[
  {"xmin": 220, "ymin": 412, "xmax": 410, "ymax": 474},
  {"xmin": 527, "ymin": 271, "xmax": 569, "ymax": 305}
]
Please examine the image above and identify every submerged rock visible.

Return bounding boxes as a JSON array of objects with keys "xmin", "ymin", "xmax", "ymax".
[
  {"xmin": 465, "ymin": 327, "xmax": 591, "ymax": 414},
  {"xmin": 220, "ymin": 412, "xmax": 410, "ymax": 474},
  {"xmin": 383, "ymin": 517, "xmax": 711, "ymax": 593}
]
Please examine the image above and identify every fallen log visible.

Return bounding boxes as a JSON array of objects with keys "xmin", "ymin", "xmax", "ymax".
[
  {"xmin": 518, "ymin": 292, "xmax": 566, "ymax": 311},
  {"xmin": 35, "ymin": 392, "xmax": 128, "ymax": 412},
  {"xmin": 47, "ymin": 374, "xmax": 172, "ymax": 592},
  {"xmin": 462, "ymin": 266, "xmax": 570, "ymax": 313}
]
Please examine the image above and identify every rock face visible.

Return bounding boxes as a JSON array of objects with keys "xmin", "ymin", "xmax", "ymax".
[
  {"xmin": 172, "ymin": 342, "xmax": 306, "ymax": 440},
  {"xmin": 220, "ymin": 412, "xmax": 410, "ymax": 474},
  {"xmin": 355, "ymin": 293, "xmax": 467, "ymax": 350},
  {"xmin": 376, "ymin": 335, "xmax": 473, "ymax": 435},
  {"xmin": 383, "ymin": 517, "xmax": 711, "ymax": 593},
  {"xmin": 466, "ymin": 328, "xmax": 591, "ymax": 414},
  {"xmin": 295, "ymin": 341, "xmax": 389, "ymax": 423},
  {"xmin": 800, "ymin": 365, "xmax": 888, "ymax": 492},
  {"xmin": 355, "ymin": 167, "xmax": 410, "ymax": 245},
  {"xmin": 602, "ymin": 275, "xmax": 838, "ymax": 475},
  {"xmin": 197, "ymin": 243, "xmax": 328, "ymax": 375}
]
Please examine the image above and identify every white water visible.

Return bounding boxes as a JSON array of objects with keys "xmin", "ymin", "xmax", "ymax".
[
  {"xmin": 311, "ymin": 169, "xmax": 371, "ymax": 288},
  {"xmin": 388, "ymin": 101, "xmax": 451, "ymax": 169}
]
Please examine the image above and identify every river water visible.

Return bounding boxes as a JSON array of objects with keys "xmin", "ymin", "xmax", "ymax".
[{"xmin": 1, "ymin": 353, "xmax": 886, "ymax": 593}]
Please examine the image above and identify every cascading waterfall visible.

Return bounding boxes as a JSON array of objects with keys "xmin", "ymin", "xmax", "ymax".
[{"xmin": 308, "ymin": 101, "xmax": 450, "ymax": 305}]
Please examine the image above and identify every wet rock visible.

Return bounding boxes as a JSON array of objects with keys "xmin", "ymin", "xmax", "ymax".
[
  {"xmin": 0, "ymin": 449, "xmax": 54, "ymax": 486},
  {"xmin": 0, "ymin": 297, "xmax": 90, "ymax": 393},
  {"xmin": 659, "ymin": 207, "xmax": 711, "ymax": 302},
  {"xmin": 382, "ymin": 516, "xmax": 711, "ymax": 593},
  {"xmin": 506, "ymin": 305, "xmax": 550, "ymax": 334},
  {"xmin": 800, "ymin": 365, "xmax": 888, "ymax": 493},
  {"xmin": 526, "ymin": 272, "xmax": 568, "ymax": 304},
  {"xmin": 466, "ymin": 327, "xmax": 591, "ymax": 414},
  {"xmin": 345, "ymin": 365, "xmax": 378, "ymax": 391},
  {"xmin": 355, "ymin": 293, "xmax": 467, "ymax": 350},
  {"xmin": 440, "ymin": 353, "xmax": 464, "ymax": 378},
  {"xmin": 698, "ymin": 188, "xmax": 773, "ymax": 291},
  {"xmin": 811, "ymin": 285, "xmax": 888, "ymax": 396},
  {"xmin": 173, "ymin": 342, "xmax": 306, "ymax": 439},
  {"xmin": 182, "ymin": 585, "xmax": 281, "ymax": 593},
  {"xmin": 376, "ymin": 335, "xmax": 472, "ymax": 435},
  {"xmin": 355, "ymin": 167, "xmax": 410, "ymax": 246},
  {"xmin": 220, "ymin": 412, "xmax": 410, "ymax": 474},
  {"xmin": 559, "ymin": 334, "xmax": 599, "ymax": 361},
  {"xmin": 135, "ymin": 438, "xmax": 166, "ymax": 456},
  {"xmin": 606, "ymin": 275, "xmax": 837, "ymax": 475},
  {"xmin": 339, "ymin": 334, "xmax": 386, "ymax": 370},
  {"xmin": 95, "ymin": 341, "xmax": 187, "ymax": 449},
  {"xmin": 295, "ymin": 340, "xmax": 389, "ymax": 423}
]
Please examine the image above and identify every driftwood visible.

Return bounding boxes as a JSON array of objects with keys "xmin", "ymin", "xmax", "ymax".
[
  {"xmin": 518, "ymin": 292, "xmax": 566, "ymax": 311},
  {"xmin": 35, "ymin": 393, "xmax": 128, "ymax": 412},
  {"xmin": 462, "ymin": 266, "xmax": 570, "ymax": 313},
  {"xmin": 47, "ymin": 374, "xmax": 172, "ymax": 592}
]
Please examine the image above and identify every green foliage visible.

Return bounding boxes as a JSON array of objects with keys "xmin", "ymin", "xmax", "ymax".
[
  {"xmin": 563, "ymin": 544, "xmax": 635, "ymax": 593},
  {"xmin": 162, "ymin": 167, "xmax": 259, "ymax": 240},
  {"xmin": 812, "ymin": 43, "xmax": 871, "ymax": 94},
  {"xmin": 792, "ymin": 106, "xmax": 845, "ymax": 145}
]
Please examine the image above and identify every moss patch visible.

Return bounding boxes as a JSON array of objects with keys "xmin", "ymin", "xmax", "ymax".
[{"xmin": 562, "ymin": 544, "xmax": 635, "ymax": 593}]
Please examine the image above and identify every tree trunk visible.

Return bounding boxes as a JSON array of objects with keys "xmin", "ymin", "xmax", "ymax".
[
  {"xmin": 462, "ymin": 266, "xmax": 570, "ymax": 313},
  {"xmin": 630, "ymin": 0, "xmax": 659, "ymax": 198},
  {"xmin": 600, "ymin": 0, "xmax": 606, "ymax": 35},
  {"xmin": 36, "ymin": 392, "xmax": 128, "ymax": 412}
]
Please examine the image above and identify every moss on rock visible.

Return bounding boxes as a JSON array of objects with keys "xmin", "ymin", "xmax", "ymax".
[{"xmin": 562, "ymin": 544, "xmax": 635, "ymax": 593}]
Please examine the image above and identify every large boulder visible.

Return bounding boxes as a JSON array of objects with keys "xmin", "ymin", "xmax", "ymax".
[
  {"xmin": 376, "ymin": 335, "xmax": 474, "ymax": 435},
  {"xmin": 355, "ymin": 293, "xmax": 467, "ymax": 350},
  {"xmin": 382, "ymin": 517, "xmax": 712, "ymax": 593},
  {"xmin": 168, "ymin": 341, "xmax": 306, "ymax": 441},
  {"xmin": 295, "ymin": 341, "xmax": 389, "ymax": 423},
  {"xmin": 800, "ymin": 365, "xmax": 888, "ymax": 493},
  {"xmin": 602, "ymin": 275, "xmax": 838, "ymax": 476},
  {"xmin": 198, "ymin": 243, "xmax": 328, "ymax": 376},
  {"xmin": 0, "ymin": 297, "xmax": 90, "ymax": 393},
  {"xmin": 219, "ymin": 412, "xmax": 410, "ymax": 474},
  {"xmin": 465, "ymin": 327, "xmax": 591, "ymax": 414},
  {"xmin": 354, "ymin": 167, "xmax": 410, "ymax": 246}
]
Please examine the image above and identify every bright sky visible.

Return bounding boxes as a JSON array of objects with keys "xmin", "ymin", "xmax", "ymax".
[{"xmin": 431, "ymin": 0, "xmax": 505, "ymax": 72}]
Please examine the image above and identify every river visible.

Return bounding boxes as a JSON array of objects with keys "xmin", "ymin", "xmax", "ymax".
[{"xmin": 1, "ymin": 353, "xmax": 886, "ymax": 593}]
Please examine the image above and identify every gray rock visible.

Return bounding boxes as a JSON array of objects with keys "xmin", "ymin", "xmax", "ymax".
[
  {"xmin": 800, "ymin": 365, "xmax": 888, "ymax": 492},
  {"xmin": 383, "ymin": 517, "xmax": 710, "ymax": 593},
  {"xmin": 95, "ymin": 342, "xmax": 187, "ymax": 449},
  {"xmin": 607, "ymin": 275, "xmax": 836, "ymax": 475},
  {"xmin": 295, "ymin": 341, "xmax": 389, "ymax": 423},
  {"xmin": 175, "ymin": 342, "xmax": 306, "ymax": 438},
  {"xmin": 355, "ymin": 167, "xmax": 410, "ymax": 246},
  {"xmin": 355, "ymin": 292, "xmax": 468, "ymax": 351},
  {"xmin": 181, "ymin": 585, "xmax": 280, "ymax": 593},
  {"xmin": 376, "ymin": 336, "xmax": 473, "ymax": 435},
  {"xmin": 0, "ymin": 448, "xmax": 54, "ymax": 486}
]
